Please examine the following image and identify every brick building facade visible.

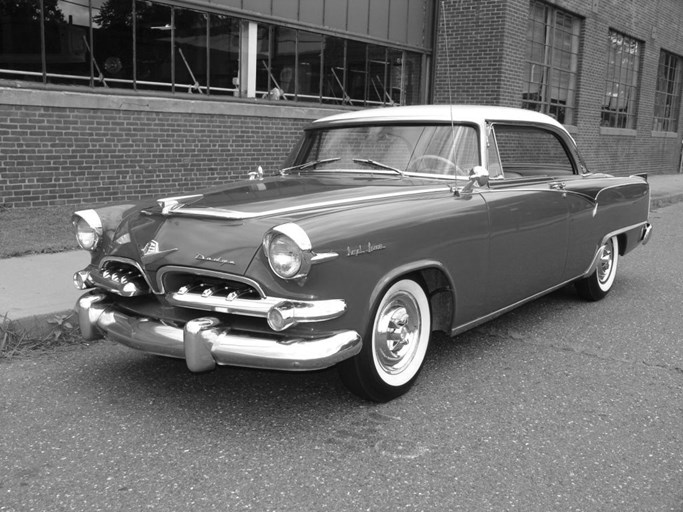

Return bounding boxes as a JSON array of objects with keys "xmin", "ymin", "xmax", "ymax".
[{"xmin": 2, "ymin": 0, "xmax": 683, "ymax": 208}]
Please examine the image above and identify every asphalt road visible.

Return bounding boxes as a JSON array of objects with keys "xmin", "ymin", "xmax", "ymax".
[{"xmin": 2, "ymin": 204, "xmax": 682, "ymax": 512}]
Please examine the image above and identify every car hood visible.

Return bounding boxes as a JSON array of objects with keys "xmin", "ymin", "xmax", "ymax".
[{"xmin": 103, "ymin": 175, "xmax": 449, "ymax": 277}]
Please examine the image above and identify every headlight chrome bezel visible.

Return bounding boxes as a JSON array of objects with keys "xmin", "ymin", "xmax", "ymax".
[
  {"xmin": 72, "ymin": 209, "xmax": 103, "ymax": 251},
  {"xmin": 263, "ymin": 223, "xmax": 313, "ymax": 280}
]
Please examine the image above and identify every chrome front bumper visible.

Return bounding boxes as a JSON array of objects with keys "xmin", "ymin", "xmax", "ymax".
[{"xmin": 76, "ymin": 292, "xmax": 362, "ymax": 372}]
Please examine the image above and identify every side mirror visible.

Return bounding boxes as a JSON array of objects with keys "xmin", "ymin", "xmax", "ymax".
[{"xmin": 454, "ymin": 166, "xmax": 489, "ymax": 196}]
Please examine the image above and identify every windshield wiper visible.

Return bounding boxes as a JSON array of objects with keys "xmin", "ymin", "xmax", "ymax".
[
  {"xmin": 280, "ymin": 157, "xmax": 340, "ymax": 175},
  {"xmin": 352, "ymin": 158, "xmax": 405, "ymax": 177}
]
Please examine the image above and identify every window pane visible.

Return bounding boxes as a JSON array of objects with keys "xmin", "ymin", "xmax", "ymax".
[
  {"xmin": 322, "ymin": 36, "xmax": 347, "ymax": 104},
  {"xmin": 255, "ymin": 24, "xmax": 271, "ymax": 97},
  {"xmin": 402, "ymin": 51, "xmax": 422, "ymax": 105},
  {"xmin": 653, "ymin": 50, "xmax": 682, "ymax": 132},
  {"xmin": 92, "ymin": 0, "xmax": 134, "ymax": 89},
  {"xmin": 135, "ymin": 0, "xmax": 172, "ymax": 91},
  {"xmin": 43, "ymin": 0, "xmax": 91, "ymax": 85},
  {"xmin": 522, "ymin": 0, "xmax": 579, "ymax": 124},
  {"xmin": 297, "ymin": 30, "xmax": 322, "ymax": 101},
  {"xmin": 346, "ymin": 40, "xmax": 367, "ymax": 105},
  {"xmin": 602, "ymin": 30, "xmax": 641, "ymax": 128},
  {"xmin": 174, "ymin": 8, "xmax": 207, "ymax": 94},
  {"xmin": 0, "ymin": 0, "xmax": 44, "ymax": 82},
  {"xmin": 495, "ymin": 125, "xmax": 574, "ymax": 175},
  {"xmin": 297, "ymin": 124, "xmax": 478, "ymax": 176},
  {"xmin": 207, "ymin": 14, "xmax": 239, "ymax": 95},
  {"xmin": 368, "ymin": 45, "xmax": 388, "ymax": 105}
]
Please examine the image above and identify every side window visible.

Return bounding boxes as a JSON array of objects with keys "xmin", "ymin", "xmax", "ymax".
[
  {"xmin": 486, "ymin": 126, "xmax": 503, "ymax": 178},
  {"xmin": 492, "ymin": 125, "xmax": 576, "ymax": 178}
]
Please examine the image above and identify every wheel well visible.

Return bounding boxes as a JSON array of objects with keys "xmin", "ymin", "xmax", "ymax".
[
  {"xmin": 617, "ymin": 232, "xmax": 627, "ymax": 256},
  {"xmin": 414, "ymin": 267, "xmax": 454, "ymax": 334}
]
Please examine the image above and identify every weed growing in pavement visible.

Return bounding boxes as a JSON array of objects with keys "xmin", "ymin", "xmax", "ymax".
[{"xmin": 0, "ymin": 312, "xmax": 89, "ymax": 361}]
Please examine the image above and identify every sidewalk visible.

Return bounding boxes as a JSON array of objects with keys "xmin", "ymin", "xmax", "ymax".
[{"xmin": 2, "ymin": 173, "xmax": 683, "ymax": 337}]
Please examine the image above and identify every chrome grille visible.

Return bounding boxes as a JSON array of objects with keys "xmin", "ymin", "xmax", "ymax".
[
  {"xmin": 91, "ymin": 260, "xmax": 151, "ymax": 297},
  {"xmin": 161, "ymin": 270, "xmax": 278, "ymax": 317}
]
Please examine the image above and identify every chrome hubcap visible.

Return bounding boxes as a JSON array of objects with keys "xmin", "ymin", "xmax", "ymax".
[
  {"xmin": 375, "ymin": 294, "xmax": 421, "ymax": 375},
  {"xmin": 597, "ymin": 239, "xmax": 615, "ymax": 284}
]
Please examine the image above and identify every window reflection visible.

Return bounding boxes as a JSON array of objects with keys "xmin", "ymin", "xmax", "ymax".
[
  {"xmin": 323, "ymin": 36, "xmax": 347, "ymax": 104},
  {"xmin": 135, "ymin": 0, "xmax": 172, "ymax": 91},
  {"xmin": 208, "ymin": 14, "xmax": 239, "ymax": 95},
  {"xmin": 368, "ymin": 45, "xmax": 390, "ymax": 104},
  {"xmin": 0, "ymin": 0, "xmax": 45, "ymax": 81},
  {"xmin": 93, "ymin": 0, "xmax": 134, "ymax": 88},
  {"xmin": 347, "ymin": 40, "xmax": 367, "ymax": 105},
  {"xmin": 174, "ymin": 8, "xmax": 207, "ymax": 94},
  {"xmin": 297, "ymin": 31, "xmax": 322, "ymax": 101},
  {"xmin": 44, "ymin": 0, "xmax": 90, "ymax": 85},
  {"xmin": 261, "ymin": 26, "xmax": 296, "ymax": 99}
]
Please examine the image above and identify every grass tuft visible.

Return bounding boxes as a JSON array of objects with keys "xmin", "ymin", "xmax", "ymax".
[{"xmin": 0, "ymin": 312, "xmax": 93, "ymax": 361}]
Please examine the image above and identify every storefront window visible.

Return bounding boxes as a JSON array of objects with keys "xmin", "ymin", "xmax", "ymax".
[{"xmin": 0, "ymin": 0, "xmax": 427, "ymax": 104}]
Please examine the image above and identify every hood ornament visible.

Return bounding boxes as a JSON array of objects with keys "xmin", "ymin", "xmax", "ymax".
[{"xmin": 157, "ymin": 193, "xmax": 204, "ymax": 215}]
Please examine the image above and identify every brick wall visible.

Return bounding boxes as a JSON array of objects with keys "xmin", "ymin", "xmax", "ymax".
[
  {"xmin": 0, "ymin": 89, "xmax": 343, "ymax": 208},
  {"xmin": 434, "ymin": 0, "xmax": 683, "ymax": 176}
]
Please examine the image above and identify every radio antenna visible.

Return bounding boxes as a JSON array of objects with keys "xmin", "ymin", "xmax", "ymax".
[
  {"xmin": 440, "ymin": 1, "xmax": 458, "ymax": 187},
  {"xmin": 440, "ymin": 0, "xmax": 454, "ymax": 106}
]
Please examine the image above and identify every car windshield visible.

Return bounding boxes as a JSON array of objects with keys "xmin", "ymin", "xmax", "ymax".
[{"xmin": 288, "ymin": 124, "xmax": 480, "ymax": 178}]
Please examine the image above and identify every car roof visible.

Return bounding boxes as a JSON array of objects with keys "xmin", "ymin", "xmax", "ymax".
[{"xmin": 312, "ymin": 104, "xmax": 566, "ymax": 130}]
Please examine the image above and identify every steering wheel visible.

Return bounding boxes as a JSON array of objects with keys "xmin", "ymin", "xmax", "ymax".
[{"xmin": 408, "ymin": 155, "xmax": 461, "ymax": 175}]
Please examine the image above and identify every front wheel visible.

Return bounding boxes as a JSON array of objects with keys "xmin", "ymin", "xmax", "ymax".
[
  {"xmin": 575, "ymin": 235, "xmax": 619, "ymax": 301},
  {"xmin": 339, "ymin": 278, "xmax": 431, "ymax": 402}
]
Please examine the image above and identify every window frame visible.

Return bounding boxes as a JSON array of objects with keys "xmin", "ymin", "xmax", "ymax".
[
  {"xmin": 522, "ymin": 0, "xmax": 581, "ymax": 125},
  {"xmin": 601, "ymin": 29, "xmax": 643, "ymax": 130},
  {"xmin": 653, "ymin": 50, "xmax": 683, "ymax": 133}
]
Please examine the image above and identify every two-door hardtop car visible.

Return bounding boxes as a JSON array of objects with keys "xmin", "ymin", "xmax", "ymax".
[{"xmin": 72, "ymin": 105, "xmax": 652, "ymax": 401}]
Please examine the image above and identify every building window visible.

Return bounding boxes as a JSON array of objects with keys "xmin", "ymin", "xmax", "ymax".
[
  {"xmin": 522, "ymin": 1, "xmax": 580, "ymax": 125},
  {"xmin": 654, "ymin": 50, "xmax": 682, "ymax": 132},
  {"xmin": 0, "ymin": 0, "xmax": 426, "ymax": 106},
  {"xmin": 602, "ymin": 30, "xmax": 642, "ymax": 129}
]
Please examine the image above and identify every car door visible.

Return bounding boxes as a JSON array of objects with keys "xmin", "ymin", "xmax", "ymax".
[{"xmin": 480, "ymin": 122, "xmax": 577, "ymax": 312}]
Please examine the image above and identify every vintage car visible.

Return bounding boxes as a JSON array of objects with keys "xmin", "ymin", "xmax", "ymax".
[{"xmin": 72, "ymin": 105, "xmax": 652, "ymax": 402}]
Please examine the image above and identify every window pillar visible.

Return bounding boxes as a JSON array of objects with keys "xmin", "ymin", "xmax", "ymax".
[{"xmin": 239, "ymin": 20, "xmax": 257, "ymax": 98}]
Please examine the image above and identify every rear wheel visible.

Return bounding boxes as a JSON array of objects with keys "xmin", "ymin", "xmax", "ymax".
[
  {"xmin": 575, "ymin": 235, "xmax": 619, "ymax": 301},
  {"xmin": 339, "ymin": 278, "xmax": 431, "ymax": 402}
]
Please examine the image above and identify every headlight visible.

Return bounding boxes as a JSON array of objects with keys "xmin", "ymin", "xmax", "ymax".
[
  {"xmin": 263, "ymin": 223, "xmax": 312, "ymax": 280},
  {"xmin": 72, "ymin": 210, "xmax": 103, "ymax": 251}
]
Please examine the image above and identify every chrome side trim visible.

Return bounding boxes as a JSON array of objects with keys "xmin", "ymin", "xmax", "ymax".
[
  {"xmin": 450, "ymin": 221, "xmax": 652, "ymax": 338},
  {"xmin": 76, "ymin": 292, "xmax": 362, "ymax": 372},
  {"xmin": 599, "ymin": 221, "xmax": 649, "ymax": 247},
  {"xmin": 450, "ymin": 277, "xmax": 579, "ymax": 337}
]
